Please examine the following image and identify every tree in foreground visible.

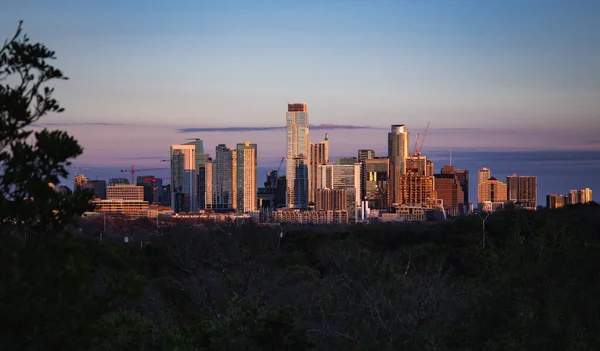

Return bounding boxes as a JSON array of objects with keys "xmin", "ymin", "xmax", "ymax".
[{"xmin": 0, "ymin": 21, "xmax": 91, "ymax": 236}]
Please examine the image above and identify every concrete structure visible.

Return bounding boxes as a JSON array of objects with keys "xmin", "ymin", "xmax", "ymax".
[
  {"xmin": 170, "ymin": 144, "xmax": 197, "ymax": 213},
  {"xmin": 388, "ymin": 125, "xmax": 410, "ymax": 205},
  {"xmin": 309, "ymin": 136, "xmax": 329, "ymax": 204},
  {"xmin": 286, "ymin": 103, "xmax": 309, "ymax": 208},
  {"xmin": 506, "ymin": 174, "xmax": 537, "ymax": 210},
  {"xmin": 212, "ymin": 144, "xmax": 237, "ymax": 211},
  {"xmin": 478, "ymin": 176, "xmax": 507, "ymax": 206},
  {"xmin": 273, "ymin": 209, "xmax": 348, "ymax": 224},
  {"xmin": 236, "ymin": 141, "xmax": 258, "ymax": 213},
  {"xmin": 363, "ymin": 157, "xmax": 390, "ymax": 209}
]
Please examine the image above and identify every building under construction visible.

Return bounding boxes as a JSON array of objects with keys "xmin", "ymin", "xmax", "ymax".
[{"xmin": 395, "ymin": 173, "xmax": 437, "ymax": 208}]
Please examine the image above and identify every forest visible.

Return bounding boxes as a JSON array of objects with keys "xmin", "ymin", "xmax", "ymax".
[{"xmin": 2, "ymin": 22, "xmax": 600, "ymax": 351}]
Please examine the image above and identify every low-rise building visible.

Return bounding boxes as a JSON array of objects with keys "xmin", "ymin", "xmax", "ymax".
[{"xmin": 273, "ymin": 209, "xmax": 348, "ymax": 224}]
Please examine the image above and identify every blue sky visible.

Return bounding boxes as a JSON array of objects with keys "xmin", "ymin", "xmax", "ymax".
[{"xmin": 3, "ymin": 0, "xmax": 600, "ymax": 132}]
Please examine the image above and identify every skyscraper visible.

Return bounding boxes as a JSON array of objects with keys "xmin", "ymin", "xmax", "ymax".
[
  {"xmin": 309, "ymin": 136, "xmax": 329, "ymax": 204},
  {"xmin": 213, "ymin": 144, "xmax": 237, "ymax": 211},
  {"xmin": 434, "ymin": 165, "xmax": 465, "ymax": 216},
  {"xmin": 170, "ymin": 144, "xmax": 196, "ymax": 213},
  {"xmin": 317, "ymin": 163, "xmax": 361, "ymax": 219},
  {"xmin": 388, "ymin": 125, "xmax": 409, "ymax": 205},
  {"xmin": 236, "ymin": 141, "xmax": 257, "ymax": 213},
  {"xmin": 478, "ymin": 168, "xmax": 491, "ymax": 186},
  {"xmin": 198, "ymin": 159, "xmax": 212, "ymax": 210},
  {"xmin": 364, "ymin": 157, "xmax": 390, "ymax": 209},
  {"xmin": 580, "ymin": 188, "xmax": 593, "ymax": 203},
  {"xmin": 184, "ymin": 138, "xmax": 210, "ymax": 210},
  {"xmin": 478, "ymin": 177, "xmax": 507, "ymax": 204},
  {"xmin": 506, "ymin": 174, "xmax": 537, "ymax": 210},
  {"xmin": 358, "ymin": 149, "xmax": 375, "ymax": 201},
  {"xmin": 286, "ymin": 103, "xmax": 309, "ymax": 208}
]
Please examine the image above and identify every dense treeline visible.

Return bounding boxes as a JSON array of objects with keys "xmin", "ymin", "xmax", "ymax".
[{"xmin": 2, "ymin": 203, "xmax": 600, "ymax": 350}]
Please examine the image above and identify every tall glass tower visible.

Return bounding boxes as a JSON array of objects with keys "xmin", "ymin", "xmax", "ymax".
[{"xmin": 285, "ymin": 103, "xmax": 309, "ymax": 208}]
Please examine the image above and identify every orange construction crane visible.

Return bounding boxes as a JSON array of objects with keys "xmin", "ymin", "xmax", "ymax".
[
  {"xmin": 144, "ymin": 177, "xmax": 170, "ymax": 205},
  {"xmin": 415, "ymin": 121, "xmax": 430, "ymax": 157},
  {"xmin": 70, "ymin": 167, "xmax": 89, "ymax": 176},
  {"xmin": 120, "ymin": 165, "xmax": 168, "ymax": 184}
]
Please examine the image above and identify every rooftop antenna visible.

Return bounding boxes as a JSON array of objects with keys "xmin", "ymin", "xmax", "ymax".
[{"xmin": 450, "ymin": 149, "xmax": 452, "ymax": 166}]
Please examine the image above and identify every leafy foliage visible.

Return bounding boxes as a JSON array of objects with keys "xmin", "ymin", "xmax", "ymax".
[{"xmin": 0, "ymin": 21, "xmax": 92, "ymax": 236}]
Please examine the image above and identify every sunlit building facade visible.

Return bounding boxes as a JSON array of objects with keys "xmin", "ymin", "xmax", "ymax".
[
  {"xmin": 286, "ymin": 103, "xmax": 309, "ymax": 208},
  {"xmin": 236, "ymin": 141, "xmax": 258, "ymax": 213}
]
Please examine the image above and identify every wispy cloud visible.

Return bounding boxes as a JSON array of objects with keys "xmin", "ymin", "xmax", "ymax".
[
  {"xmin": 32, "ymin": 122, "xmax": 131, "ymax": 127},
  {"xmin": 177, "ymin": 124, "xmax": 380, "ymax": 133}
]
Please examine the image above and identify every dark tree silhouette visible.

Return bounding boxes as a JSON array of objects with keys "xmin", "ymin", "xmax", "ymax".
[{"xmin": 0, "ymin": 21, "xmax": 92, "ymax": 236}]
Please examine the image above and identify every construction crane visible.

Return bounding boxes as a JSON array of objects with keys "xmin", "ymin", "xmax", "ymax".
[
  {"xmin": 70, "ymin": 167, "xmax": 89, "ymax": 176},
  {"xmin": 272, "ymin": 157, "xmax": 285, "ymax": 187},
  {"xmin": 144, "ymin": 177, "xmax": 170, "ymax": 206},
  {"xmin": 408, "ymin": 122, "xmax": 430, "ymax": 174},
  {"xmin": 120, "ymin": 165, "xmax": 168, "ymax": 184}
]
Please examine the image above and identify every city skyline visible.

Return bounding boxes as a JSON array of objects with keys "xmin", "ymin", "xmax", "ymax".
[{"xmin": 3, "ymin": 0, "xmax": 599, "ymax": 149}]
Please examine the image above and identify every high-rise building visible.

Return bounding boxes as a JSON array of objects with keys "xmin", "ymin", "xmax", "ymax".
[
  {"xmin": 236, "ymin": 141, "xmax": 257, "ymax": 213},
  {"xmin": 358, "ymin": 149, "xmax": 375, "ymax": 163},
  {"xmin": 434, "ymin": 165, "xmax": 464, "ymax": 216},
  {"xmin": 478, "ymin": 177, "xmax": 507, "ymax": 205},
  {"xmin": 86, "ymin": 180, "xmax": 106, "ymax": 199},
  {"xmin": 397, "ymin": 174, "xmax": 437, "ymax": 208},
  {"xmin": 308, "ymin": 136, "xmax": 329, "ymax": 204},
  {"xmin": 317, "ymin": 163, "xmax": 361, "ymax": 218},
  {"xmin": 547, "ymin": 194, "xmax": 568, "ymax": 209},
  {"xmin": 184, "ymin": 138, "xmax": 210, "ymax": 210},
  {"xmin": 568, "ymin": 189, "xmax": 579, "ymax": 204},
  {"xmin": 405, "ymin": 156, "xmax": 428, "ymax": 175},
  {"xmin": 170, "ymin": 144, "xmax": 196, "ymax": 213},
  {"xmin": 286, "ymin": 103, "xmax": 309, "ymax": 208},
  {"xmin": 315, "ymin": 188, "xmax": 347, "ymax": 211},
  {"xmin": 74, "ymin": 174, "xmax": 88, "ymax": 191},
  {"xmin": 506, "ymin": 174, "xmax": 537, "ymax": 210},
  {"xmin": 580, "ymin": 188, "xmax": 593, "ymax": 203},
  {"xmin": 136, "ymin": 176, "xmax": 155, "ymax": 203},
  {"xmin": 478, "ymin": 168, "xmax": 491, "ymax": 186},
  {"xmin": 364, "ymin": 157, "xmax": 390, "ymax": 209},
  {"xmin": 454, "ymin": 169, "xmax": 469, "ymax": 212},
  {"xmin": 477, "ymin": 168, "xmax": 492, "ymax": 205},
  {"xmin": 426, "ymin": 160, "xmax": 435, "ymax": 177},
  {"xmin": 358, "ymin": 149, "xmax": 376, "ymax": 201},
  {"xmin": 212, "ymin": 144, "xmax": 237, "ymax": 211},
  {"xmin": 198, "ymin": 158, "xmax": 213, "ymax": 210},
  {"xmin": 388, "ymin": 125, "xmax": 409, "ymax": 205}
]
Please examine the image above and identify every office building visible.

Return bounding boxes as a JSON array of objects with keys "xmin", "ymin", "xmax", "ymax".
[
  {"xmin": 258, "ymin": 171, "xmax": 286, "ymax": 210},
  {"xmin": 107, "ymin": 184, "xmax": 144, "ymax": 201},
  {"xmin": 309, "ymin": 136, "xmax": 329, "ymax": 204},
  {"xmin": 170, "ymin": 143, "xmax": 197, "ymax": 213},
  {"xmin": 273, "ymin": 209, "xmax": 348, "ymax": 225},
  {"xmin": 286, "ymin": 103, "xmax": 309, "ymax": 208},
  {"xmin": 364, "ymin": 157, "xmax": 390, "ymax": 209},
  {"xmin": 85, "ymin": 179, "xmax": 106, "ymax": 199},
  {"xmin": 212, "ymin": 144, "xmax": 237, "ymax": 211},
  {"xmin": 434, "ymin": 165, "xmax": 465, "ymax": 216},
  {"xmin": 506, "ymin": 174, "xmax": 537, "ymax": 210},
  {"xmin": 236, "ymin": 141, "xmax": 257, "ymax": 213},
  {"xmin": 388, "ymin": 125, "xmax": 410, "ymax": 205},
  {"xmin": 478, "ymin": 168, "xmax": 491, "ymax": 186},
  {"xmin": 136, "ymin": 176, "xmax": 155, "ymax": 203},
  {"xmin": 358, "ymin": 149, "xmax": 376, "ymax": 201},
  {"xmin": 454, "ymin": 169, "xmax": 469, "ymax": 212},
  {"xmin": 478, "ymin": 177, "xmax": 507, "ymax": 205}
]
